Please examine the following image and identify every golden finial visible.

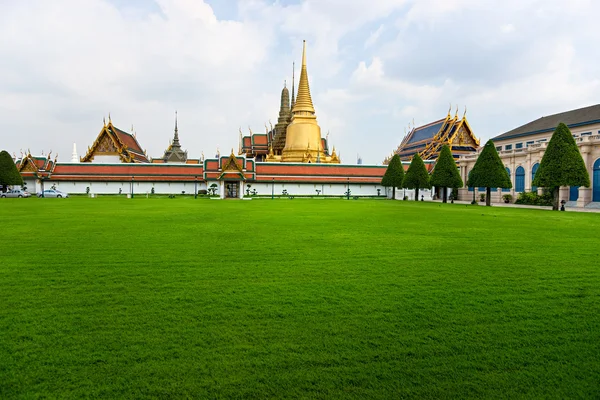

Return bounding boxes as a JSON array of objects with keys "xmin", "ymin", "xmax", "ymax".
[
  {"xmin": 463, "ymin": 106, "xmax": 467, "ymax": 119},
  {"xmin": 248, "ymin": 126, "xmax": 253, "ymax": 136},
  {"xmin": 238, "ymin": 127, "xmax": 243, "ymax": 154},
  {"xmin": 269, "ymin": 120, "xmax": 273, "ymax": 132},
  {"xmin": 108, "ymin": 112, "xmax": 112, "ymax": 124},
  {"xmin": 265, "ymin": 123, "xmax": 268, "ymax": 134},
  {"xmin": 455, "ymin": 106, "xmax": 458, "ymax": 118},
  {"xmin": 103, "ymin": 117, "xmax": 106, "ymax": 126},
  {"xmin": 292, "ymin": 40, "xmax": 315, "ymax": 114},
  {"xmin": 201, "ymin": 151, "xmax": 205, "ymax": 161},
  {"xmin": 413, "ymin": 118, "xmax": 415, "ymax": 128}
]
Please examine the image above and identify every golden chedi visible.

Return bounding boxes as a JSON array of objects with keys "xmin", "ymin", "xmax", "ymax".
[{"xmin": 281, "ymin": 41, "xmax": 339, "ymax": 163}]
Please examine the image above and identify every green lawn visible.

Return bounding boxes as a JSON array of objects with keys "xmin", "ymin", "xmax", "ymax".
[{"xmin": 1, "ymin": 198, "xmax": 599, "ymax": 398}]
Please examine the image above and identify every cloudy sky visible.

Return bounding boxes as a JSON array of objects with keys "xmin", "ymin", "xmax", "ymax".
[{"xmin": 1, "ymin": 0, "xmax": 599, "ymax": 164}]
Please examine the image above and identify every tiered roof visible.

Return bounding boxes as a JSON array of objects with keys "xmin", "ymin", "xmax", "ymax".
[
  {"xmin": 81, "ymin": 119, "xmax": 149, "ymax": 163},
  {"xmin": 388, "ymin": 109, "xmax": 479, "ymax": 162}
]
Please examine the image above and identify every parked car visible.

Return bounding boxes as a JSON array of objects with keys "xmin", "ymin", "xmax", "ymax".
[
  {"xmin": 1, "ymin": 189, "xmax": 31, "ymax": 198},
  {"xmin": 37, "ymin": 189, "xmax": 69, "ymax": 198}
]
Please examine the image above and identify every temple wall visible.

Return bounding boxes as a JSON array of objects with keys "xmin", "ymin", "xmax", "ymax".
[
  {"xmin": 241, "ymin": 182, "xmax": 386, "ymax": 197},
  {"xmin": 32, "ymin": 181, "xmax": 207, "ymax": 195}
]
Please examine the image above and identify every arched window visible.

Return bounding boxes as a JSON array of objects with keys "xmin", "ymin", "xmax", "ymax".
[
  {"xmin": 503, "ymin": 167, "xmax": 511, "ymax": 192},
  {"xmin": 531, "ymin": 163, "xmax": 539, "ymax": 192},
  {"xmin": 593, "ymin": 159, "xmax": 600, "ymax": 202},
  {"xmin": 515, "ymin": 166, "xmax": 525, "ymax": 192}
]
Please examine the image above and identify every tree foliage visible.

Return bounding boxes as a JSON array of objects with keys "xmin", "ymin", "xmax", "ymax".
[
  {"xmin": 532, "ymin": 122, "xmax": 590, "ymax": 189},
  {"xmin": 381, "ymin": 154, "xmax": 405, "ymax": 198},
  {"xmin": 0, "ymin": 150, "xmax": 23, "ymax": 189},
  {"xmin": 467, "ymin": 140, "xmax": 511, "ymax": 189},
  {"xmin": 403, "ymin": 153, "xmax": 430, "ymax": 200},
  {"xmin": 431, "ymin": 145, "xmax": 463, "ymax": 189}
]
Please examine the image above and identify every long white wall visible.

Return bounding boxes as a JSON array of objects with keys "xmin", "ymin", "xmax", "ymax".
[
  {"xmin": 29, "ymin": 180, "xmax": 208, "ymax": 195},
  {"xmin": 244, "ymin": 182, "xmax": 386, "ymax": 197},
  {"xmin": 24, "ymin": 179, "xmax": 387, "ymax": 197}
]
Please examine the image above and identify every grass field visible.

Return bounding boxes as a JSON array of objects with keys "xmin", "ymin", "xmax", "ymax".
[{"xmin": 1, "ymin": 197, "xmax": 599, "ymax": 398}]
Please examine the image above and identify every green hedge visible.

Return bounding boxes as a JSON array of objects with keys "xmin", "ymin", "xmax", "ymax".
[{"xmin": 514, "ymin": 192, "xmax": 553, "ymax": 206}]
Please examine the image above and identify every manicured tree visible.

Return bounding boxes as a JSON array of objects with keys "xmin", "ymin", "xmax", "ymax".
[
  {"xmin": 467, "ymin": 140, "xmax": 511, "ymax": 206},
  {"xmin": 0, "ymin": 150, "xmax": 23, "ymax": 192},
  {"xmin": 430, "ymin": 145, "xmax": 463, "ymax": 203},
  {"xmin": 403, "ymin": 153, "xmax": 430, "ymax": 201},
  {"xmin": 381, "ymin": 154, "xmax": 404, "ymax": 199},
  {"xmin": 532, "ymin": 122, "xmax": 590, "ymax": 210}
]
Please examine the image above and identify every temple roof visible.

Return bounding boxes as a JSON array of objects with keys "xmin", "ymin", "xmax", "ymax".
[
  {"xmin": 389, "ymin": 110, "xmax": 479, "ymax": 162},
  {"xmin": 492, "ymin": 104, "xmax": 600, "ymax": 141},
  {"xmin": 82, "ymin": 120, "xmax": 149, "ymax": 163},
  {"xmin": 405, "ymin": 120, "xmax": 445, "ymax": 145}
]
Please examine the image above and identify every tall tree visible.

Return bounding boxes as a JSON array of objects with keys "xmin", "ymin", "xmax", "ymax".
[
  {"xmin": 430, "ymin": 145, "xmax": 463, "ymax": 203},
  {"xmin": 381, "ymin": 154, "xmax": 405, "ymax": 199},
  {"xmin": 0, "ymin": 150, "xmax": 23, "ymax": 192},
  {"xmin": 532, "ymin": 122, "xmax": 590, "ymax": 210},
  {"xmin": 403, "ymin": 153, "xmax": 430, "ymax": 201},
  {"xmin": 467, "ymin": 140, "xmax": 511, "ymax": 206}
]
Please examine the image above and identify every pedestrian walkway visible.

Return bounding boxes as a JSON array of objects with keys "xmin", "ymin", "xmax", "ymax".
[{"xmin": 434, "ymin": 199, "xmax": 600, "ymax": 213}]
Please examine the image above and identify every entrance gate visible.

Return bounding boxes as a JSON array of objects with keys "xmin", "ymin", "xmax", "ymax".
[{"xmin": 225, "ymin": 182, "xmax": 239, "ymax": 198}]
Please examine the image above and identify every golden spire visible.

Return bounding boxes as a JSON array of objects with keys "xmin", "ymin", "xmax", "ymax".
[
  {"xmin": 463, "ymin": 106, "xmax": 467, "ymax": 119},
  {"xmin": 292, "ymin": 40, "xmax": 315, "ymax": 114},
  {"xmin": 291, "ymin": 61, "xmax": 296, "ymax": 107}
]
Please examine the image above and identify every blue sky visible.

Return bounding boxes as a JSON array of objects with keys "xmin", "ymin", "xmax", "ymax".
[{"xmin": 1, "ymin": 0, "xmax": 599, "ymax": 164}]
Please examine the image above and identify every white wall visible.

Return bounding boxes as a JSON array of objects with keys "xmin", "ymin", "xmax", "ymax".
[
  {"xmin": 244, "ymin": 182, "xmax": 386, "ymax": 197},
  {"xmin": 41, "ymin": 181, "xmax": 207, "ymax": 195},
  {"xmin": 29, "ymin": 179, "xmax": 386, "ymax": 196}
]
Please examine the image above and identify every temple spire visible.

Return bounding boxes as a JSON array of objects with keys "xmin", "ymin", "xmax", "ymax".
[
  {"xmin": 292, "ymin": 40, "xmax": 315, "ymax": 115},
  {"xmin": 291, "ymin": 62, "xmax": 296, "ymax": 108},
  {"xmin": 172, "ymin": 111, "xmax": 180, "ymax": 147}
]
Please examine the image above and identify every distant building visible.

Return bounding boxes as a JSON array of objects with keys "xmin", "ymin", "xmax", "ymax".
[
  {"xmin": 386, "ymin": 108, "xmax": 479, "ymax": 163},
  {"xmin": 459, "ymin": 104, "xmax": 600, "ymax": 206}
]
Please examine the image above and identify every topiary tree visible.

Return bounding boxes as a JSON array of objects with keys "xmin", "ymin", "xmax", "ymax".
[
  {"xmin": 381, "ymin": 154, "xmax": 404, "ymax": 199},
  {"xmin": 403, "ymin": 153, "xmax": 430, "ymax": 201},
  {"xmin": 0, "ymin": 150, "xmax": 23, "ymax": 192},
  {"xmin": 532, "ymin": 122, "xmax": 590, "ymax": 210},
  {"xmin": 467, "ymin": 140, "xmax": 511, "ymax": 206},
  {"xmin": 430, "ymin": 145, "xmax": 463, "ymax": 203}
]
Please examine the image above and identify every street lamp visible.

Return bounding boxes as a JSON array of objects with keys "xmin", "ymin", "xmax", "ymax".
[
  {"xmin": 272, "ymin": 178, "xmax": 274, "ymax": 200},
  {"xmin": 194, "ymin": 175, "xmax": 198, "ymax": 199},
  {"xmin": 131, "ymin": 176, "xmax": 134, "ymax": 199}
]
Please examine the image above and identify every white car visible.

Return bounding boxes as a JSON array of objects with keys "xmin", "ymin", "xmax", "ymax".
[
  {"xmin": 1, "ymin": 189, "xmax": 31, "ymax": 198},
  {"xmin": 38, "ymin": 189, "xmax": 69, "ymax": 198}
]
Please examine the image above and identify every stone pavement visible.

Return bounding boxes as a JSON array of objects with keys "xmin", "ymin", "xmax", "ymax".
[{"xmin": 434, "ymin": 199, "xmax": 600, "ymax": 213}]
